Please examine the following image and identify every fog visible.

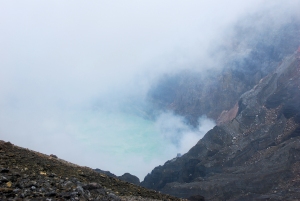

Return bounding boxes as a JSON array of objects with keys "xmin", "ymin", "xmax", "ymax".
[{"xmin": 0, "ymin": 0, "xmax": 299, "ymax": 180}]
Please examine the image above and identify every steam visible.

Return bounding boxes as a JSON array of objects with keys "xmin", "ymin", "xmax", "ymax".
[
  {"xmin": 0, "ymin": 0, "xmax": 299, "ymax": 180},
  {"xmin": 155, "ymin": 113, "xmax": 215, "ymax": 154}
]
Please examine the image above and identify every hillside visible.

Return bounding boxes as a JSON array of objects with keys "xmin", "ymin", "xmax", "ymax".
[
  {"xmin": 0, "ymin": 140, "xmax": 184, "ymax": 201},
  {"xmin": 141, "ymin": 51, "xmax": 300, "ymax": 200}
]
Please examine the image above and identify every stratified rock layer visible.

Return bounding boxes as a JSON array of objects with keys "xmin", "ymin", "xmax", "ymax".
[{"xmin": 142, "ymin": 52, "xmax": 300, "ymax": 200}]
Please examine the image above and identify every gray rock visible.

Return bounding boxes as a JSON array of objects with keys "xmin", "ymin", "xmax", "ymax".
[
  {"xmin": 108, "ymin": 192, "xmax": 121, "ymax": 201},
  {"xmin": 63, "ymin": 180, "xmax": 74, "ymax": 188},
  {"xmin": 76, "ymin": 185, "xmax": 84, "ymax": 195},
  {"xmin": 82, "ymin": 182, "xmax": 102, "ymax": 190},
  {"xmin": 0, "ymin": 176, "xmax": 8, "ymax": 182}
]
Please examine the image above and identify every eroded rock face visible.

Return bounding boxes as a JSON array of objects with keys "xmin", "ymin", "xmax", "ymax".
[
  {"xmin": 216, "ymin": 103, "xmax": 239, "ymax": 125},
  {"xmin": 142, "ymin": 52, "xmax": 300, "ymax": 200}
]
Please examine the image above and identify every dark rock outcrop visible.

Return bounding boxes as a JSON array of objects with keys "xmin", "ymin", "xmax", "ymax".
[
  {"xmin": 94, "ymin": 170, "xmax": 140, "ymax": 186},
  {"xmin": 119, "ymin": 173, "xmax": 140, "ymax": 186},
  {"xmin": 142, "ymin": 52, "xmax": 300, "ymax": 200},
  {"xmin": 94, "ymin": 168, "xmax": 118, "ymax": 178}
]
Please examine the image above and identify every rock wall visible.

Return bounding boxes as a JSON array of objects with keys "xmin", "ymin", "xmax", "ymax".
[
  {"xmin": 142, "ymin": 52, "xmax": 300, "ymax": 200},
  {"xmin": 148, "ymin": 19, "xmax": 300, "ymax": 127}
]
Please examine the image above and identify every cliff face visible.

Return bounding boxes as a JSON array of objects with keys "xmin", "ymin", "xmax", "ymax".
[
  {"xmin": 148, "ymin": 20, "xmax": 300, "ymax": 126},
  {"xmin": 142, "ymin": 52, "xmax": 300, "ymax": 200}
]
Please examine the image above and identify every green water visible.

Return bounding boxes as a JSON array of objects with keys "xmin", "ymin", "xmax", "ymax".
[{"xmin": 68, "ymin": 108, "xmax": 179, "ymax": 179}]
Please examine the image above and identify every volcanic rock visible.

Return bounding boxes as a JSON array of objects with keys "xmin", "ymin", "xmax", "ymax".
[
  {"xmin": 148, "ymin": 18, "xmax": 300, "ymax": 126},
  {"xmin": 0, "ymin": 140, "xmax": 185, "ymax": 200},
  {"xmin": 142, "ymin": 51, "xmax": 300, "ymax": 200}
]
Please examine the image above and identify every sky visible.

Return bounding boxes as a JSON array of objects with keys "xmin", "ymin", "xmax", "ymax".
[{"xmin": 0, "ymin": 0, "xmax": 299, "ymax": 180}]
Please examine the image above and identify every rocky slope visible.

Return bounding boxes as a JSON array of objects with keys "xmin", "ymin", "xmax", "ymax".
[
  {"xmin": 141, "ymin": 51, "xmax": 300, "ymax": 200},
  {"xmin": 0, "ymin": 140, "xmax": 184, "ymax": 201}
]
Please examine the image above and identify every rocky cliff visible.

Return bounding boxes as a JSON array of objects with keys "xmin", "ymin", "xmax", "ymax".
[
  {"xmin": 148, "ymin": 18, "xmax": 300, "ymax": 127},
  {"xmin": 142, "ymin": 51, "xmax": 300, "ymax": 200}
]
